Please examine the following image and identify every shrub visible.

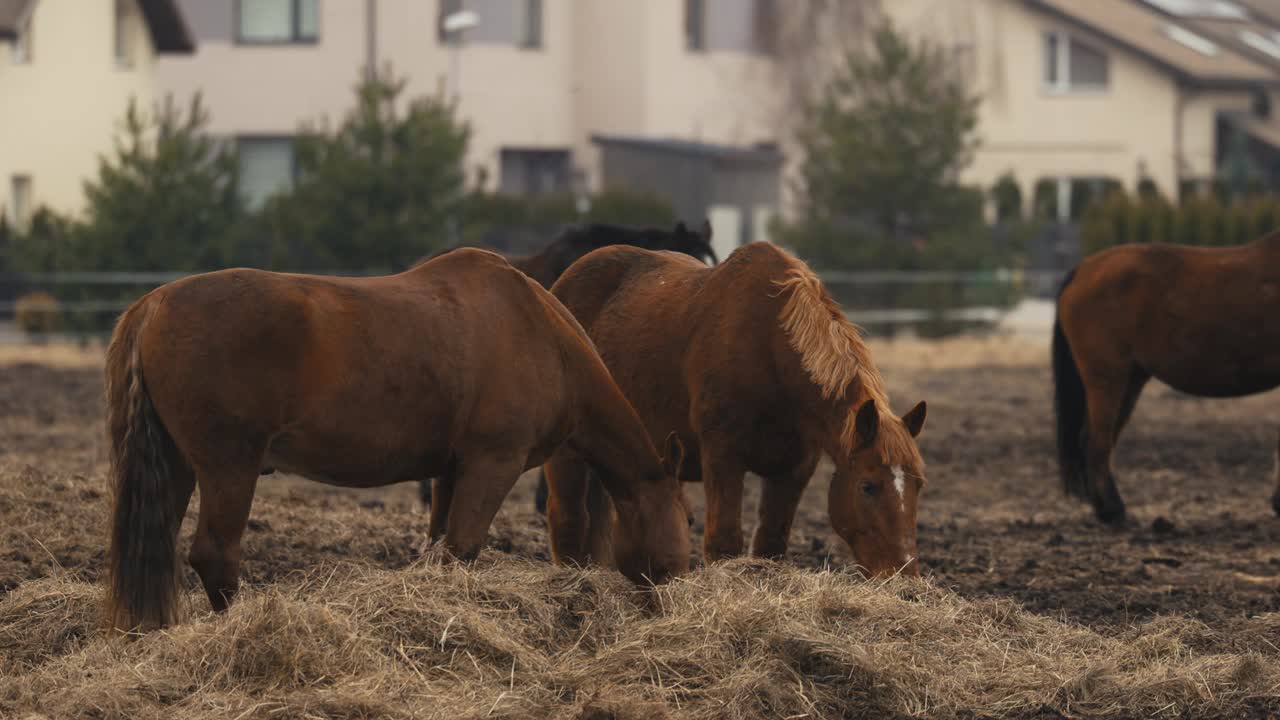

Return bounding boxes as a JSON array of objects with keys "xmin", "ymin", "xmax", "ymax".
[{"xmin": 14, "ymin": 291, "xmax": 61, "ymax": 337}]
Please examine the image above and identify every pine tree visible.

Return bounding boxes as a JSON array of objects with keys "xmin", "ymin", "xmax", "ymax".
[
  {"xmin": 261, "ymin": 68, "xmax": 470, "ymax": 271},
  {"xmin": 78, "ymin": 94, "xmax": 243, "ymax": 271},
  {"xmin": 779, "ymin": 23, "xmax": 983, "ymax": 270}
]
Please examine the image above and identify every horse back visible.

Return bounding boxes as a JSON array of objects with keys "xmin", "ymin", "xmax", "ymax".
[
  {"xmin": 1061, "ymin": 238, "xmax": 1280, "ymax": 396},
  {"xmin": 136, "ymin": 252, "xmax": 586, "ymax": 483}
]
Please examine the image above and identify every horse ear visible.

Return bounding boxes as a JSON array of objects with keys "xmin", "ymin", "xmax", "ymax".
[
  {"xmin": 902, "ymin": 400, "xmax": 927, "ymax": 438},
  {"xmin": 661, "ymin": 431, "xmax": 685, "ymax": 478},
  {"xmin": 700, "ymin": 219, "xmax": 713, "ymax": 241},
  {"xmin": 674, "ymin": 221, "xmax": 689, "ymax": 235},
  {"xmin": 855, "ymin": 400, "xmax": 879, "ymax": 450}
]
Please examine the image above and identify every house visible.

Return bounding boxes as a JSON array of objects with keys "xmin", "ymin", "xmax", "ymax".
[
  {"xmin": 0, "ymin": 0, "xmax": 194, "ymax": 226},
  {"xmin": 154, "ymin": 0, "xmax": 784, "ymax": 252},
  {"xmin": 882, "ymin": 0, "xmax": 1280, "ymax": 223}
]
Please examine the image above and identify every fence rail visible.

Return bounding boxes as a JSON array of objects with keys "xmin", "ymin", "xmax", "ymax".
[{"xmin": 0, "ymin": 267, "xmax": 1070, "ymax": 341}]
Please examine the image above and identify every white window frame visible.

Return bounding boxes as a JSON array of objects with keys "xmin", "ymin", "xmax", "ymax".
[
  {"xmin": 10, "ymin": 175, "xmax": 33, "ymax": 231},
  {"xmin": 114, "ymin": 0, "xmax": 134, "ymax": 69},
  {"xmin": 10, "ymin": 12, "xmax": 32, "ymax": 64},
  {"xmin": 1043, "ymin": 31, "xmax": 1110, "ymax": 95},
  {"xmin": 235, "ymin": 0, "xmax": 320, "ymax": 45},
  {"xmin": 236, "ymin": 136, "xmax": 297, "ymax": 210}
]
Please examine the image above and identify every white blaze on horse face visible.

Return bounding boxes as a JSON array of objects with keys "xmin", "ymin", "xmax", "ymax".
[{"xmin": 891, "ymin": 465, "xmax": 906, "ymax": 513}]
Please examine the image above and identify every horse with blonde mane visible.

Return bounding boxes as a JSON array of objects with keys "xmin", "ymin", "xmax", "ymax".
[
  {"xmin": 545, "ymin": 242, "xmax": 928, "ymax": 576},
  {"xmin": 103, "ymin": 248, "xmax": 690, "ymax": 632}
]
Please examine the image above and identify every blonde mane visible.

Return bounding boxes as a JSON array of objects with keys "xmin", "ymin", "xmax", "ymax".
[{"xmin": 774, "ymin": 256, "xmax": 923, "ymax": 467}]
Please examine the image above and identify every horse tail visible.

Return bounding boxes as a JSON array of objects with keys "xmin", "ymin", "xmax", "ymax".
[
  {"xmin": 105, "ymin": 295, "xmax": 184, "ymax": 632},
  {"xmin": 1052, "ymin": 267, "xmax": 1089, "ymax": 500}
]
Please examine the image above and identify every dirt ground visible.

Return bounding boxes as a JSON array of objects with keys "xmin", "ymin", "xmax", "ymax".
[{"xmin": 3, "ymin": 337, "xmax": 1279, "ymax": 643}]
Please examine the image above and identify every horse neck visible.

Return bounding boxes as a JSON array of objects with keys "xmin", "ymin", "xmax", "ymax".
[{"xmin": 571, "ymin": 366, "xmax": 666, "ymax": 504}]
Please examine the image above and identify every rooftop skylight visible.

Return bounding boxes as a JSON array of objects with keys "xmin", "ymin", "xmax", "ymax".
[
  {"xmin": 1164, "ymin": 23, "xmax": 1221, "ymax": 55},
  {"xmin": 1142, "ymin": 0, "xmax": 1250, "ymax": 20}
]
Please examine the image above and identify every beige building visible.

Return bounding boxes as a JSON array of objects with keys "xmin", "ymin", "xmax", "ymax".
[
  {"xmin": 8, "ymin": 0, "xmax": 1280, "ymax": 252},
  {"xmin": 883, "ymin": 0, "xmax": 1280, "ymax": 221},
  {"xmin": 0, "ymin": 0, "xmax": 193, "ymax": 225},
  {"xmin": 155, "ymin": 0, "xmax": 783, "ymax": 259}
]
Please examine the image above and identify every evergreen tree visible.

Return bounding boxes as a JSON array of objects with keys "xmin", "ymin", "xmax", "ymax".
[
  {"xmin": 261, "ymin": 68, "xmax": 470, "ymax": 271},
  {"xmin": 77, "ymin": 94, "xmax": 243, "ymax": 271},
  {"xmin": 779, "ymin": 23, "xmax": 984, "ymax": 270}
]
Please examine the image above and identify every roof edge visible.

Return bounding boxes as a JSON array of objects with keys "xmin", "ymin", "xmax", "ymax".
[{"xmin": 1023, "ymin": 0, "xmax": 1280, "ymax": 89}]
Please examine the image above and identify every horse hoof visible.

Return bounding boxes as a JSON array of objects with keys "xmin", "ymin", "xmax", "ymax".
[
  {"xmin": 1271, "ymin": 491, "xmax": 1280, "ymax": 518},
  {"xmin": 1094, "ymin": 504, "xmax": 1127, "ymax": 527}
]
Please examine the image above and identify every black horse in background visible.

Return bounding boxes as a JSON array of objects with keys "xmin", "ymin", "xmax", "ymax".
[
  {"xmin": 418, "ymin": 219, "xmax": 719, "ymax": 512},
  {"xmin": 414, "ymin": 220, "xmax": 717, "ymax": 288}
]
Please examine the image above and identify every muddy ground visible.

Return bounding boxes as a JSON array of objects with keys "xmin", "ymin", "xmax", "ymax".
[{"xmin": 2, "ymin": 348, "xmax": 1279, "ymax": 645}]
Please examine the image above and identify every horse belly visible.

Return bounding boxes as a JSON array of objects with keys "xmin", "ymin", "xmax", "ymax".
[
  {"xmin": 263, "ymin": 431, "xmax": 449, "ymax": 489},
  {"xmin": 1142, "ymin": 339, "xmax": 1280, "ymax": 398}
]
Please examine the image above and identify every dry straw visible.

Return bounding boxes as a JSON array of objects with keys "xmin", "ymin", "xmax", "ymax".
[{"xmin": 2, "ymin": 554, "xmax": 1277, "ymax": 719}]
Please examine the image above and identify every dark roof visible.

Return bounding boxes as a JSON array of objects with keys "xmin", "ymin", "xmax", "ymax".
[
  {"xmin": 0, "ymin": 0, "xmax": 193, "ymax": 53},
  {"xmin": 591, "ymin": 134, "xmax": 784, "ymax": 166},
  {"xmin": 1025, "ymin": 0, "xmax": 1280, "ymax": 87}
]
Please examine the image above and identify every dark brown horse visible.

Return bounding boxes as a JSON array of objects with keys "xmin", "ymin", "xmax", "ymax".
[
  {"xmin": 544, "ymin": 243, "xmax": 928, "ymax": 576},
  {"xmin": 104, "ymin": 248, "xmax": 690, "ymax": 631},
  {"xmin": 415, "ymin": 220, "xmax": 718, "ymax": 510},
  {"xmin": 1054, "ymin": 231, "xmax": 1280, "ymax": 524},
  {"xmin": 416, "ymin": 220, "xmax": 717, "ymax": 288}
]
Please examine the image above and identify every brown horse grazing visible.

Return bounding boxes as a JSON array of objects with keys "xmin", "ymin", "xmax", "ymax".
[
  {"xmin": 103, "ymin": 248, "xmax": 690, "ymax": 631},
  {"xmin": 544, "ymin": 243, "xmax": 928, "ymax": 577},
  {"xmin": 1054, "ymin": 232, "xmax": 1280, "ymax": 525}
]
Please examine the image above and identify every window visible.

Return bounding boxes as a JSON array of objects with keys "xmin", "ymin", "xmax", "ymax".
[
  {"xmin": 115, "ymin": 0, "xmax": 133, "ymax": 68},
  {"xmin": 1043, "ymin": 32, "xmax": 1109, "ymax": 93},
  {"xmin": 752, "ymin": 0, "xmax": 777, "ymax": 54},
  {"xmin": 1240, "ymin": 29, "xmax": 1280, "ymax": 61},
  {"xmin": 237, "ymin": 0, "xmax": 319, "ymax": 44},
  {"xmin": 1164, "ymin": 24, "xmax": 1218, "ymax": 56},
  {"xmin": 499, "ymin": 149, "xmax": 571, "ymax": 196},
  {"xmin": 519, "ymin": 0, "xmax": 542, "ymax": 49},
  {"xmin": 686, "ymin": 0, "xmax": 705, "ymax": 51},
  {"xmin": 10, "ymin": 12, "xmax": 31, "ymax": 63},
  {"xmin": 1034, "ymin": 177, "xmax": 1121, "ymax": 221},
  {"xmin": 9, "ymin": 176, "xmax": 32, "ymax": 231},
  {"xmin": 237, "ymin": 138, "xmax": 296, "ymax": 209},
  {"xmin": 1141, "ymin": 0, "xmax": 1248, "ymax": 19}
]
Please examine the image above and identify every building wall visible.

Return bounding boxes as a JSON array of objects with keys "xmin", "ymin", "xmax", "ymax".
[
  {"xmin": 884, "ymin": 0, "xmax": 1191, "ymax": 204},
  {"xmin": 0, "ymin": 0, "xmax": 158, "ymax": 218},
  {"xmin": 157, "ymin": 0, "xmax": 782, "ymax": 196},
  {"xmin": 155, "ymin": 0, "xmax": 366, "ymax": 137}
]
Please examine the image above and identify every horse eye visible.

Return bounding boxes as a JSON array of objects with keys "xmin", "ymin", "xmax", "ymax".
[{"xmin": 861, "ymin": 481, "xmax": 877, "ymax": 497}]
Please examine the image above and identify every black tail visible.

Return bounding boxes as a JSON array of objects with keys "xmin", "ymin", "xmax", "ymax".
[
  {"xmin": 1052, "ymin": 268, "xmax": 1089, "ymax": 500},
  {"xmin": 105, "ymin": 300, "xmax": 185, "ymax": 632}
]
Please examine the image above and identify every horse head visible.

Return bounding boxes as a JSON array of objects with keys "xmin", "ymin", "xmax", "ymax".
[{"xmin": 828, "ymin": 400, "xmax": 928, "ymax": 578}]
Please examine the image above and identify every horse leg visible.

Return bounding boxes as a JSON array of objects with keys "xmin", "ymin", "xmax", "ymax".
[
  {"xmin": 417, "ymin": 477, "xmax": 433, "ymax": 509},
  {"xmin": 751, "ymin": 462, "xmax": 816, "ymax": 559},
  {"xmin": 442, "ymin": 453, "xmax": 524, "ymax": 562},
  {"xmin": 428, "ymin": 473, "xmax": 455, "ymax": 543},
  {"xmin": 1113, "ymin": 366, "xmax": 1150, "ymax": 442},
  {"xmin": 188, "ymin": 466, "xmax": 259, "ymax": 612},
  {"xmin": 1271, "ymin": 428, "xmax": 1280, "ymax": 517},
  {"xmin": 544, "ymin": 452, "xmax": 591, "ymax": 566},
  {"xmin": 1083, "ymin": 378, "xmax": 1129, "ymax": 526},
  {"xmin": 701, "ymin": 445, "xmax": 746, "ymax": 562},
  {"xmin": 534, "ymin": 470, "xmax": 549, "ymax": 516}
]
